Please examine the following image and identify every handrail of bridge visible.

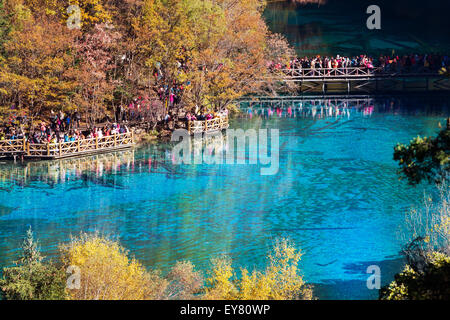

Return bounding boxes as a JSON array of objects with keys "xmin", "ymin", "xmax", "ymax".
[
  {"xmin": 188, "ymin": 116, "xmax": 229, "ymax": 135},
  {"xmin": 274, "ymin": 67, "xmax": 441, "ymax": 79},
  {"xmin": 0, "ymin": 138, "xmax": 27, "ymax": 154},
  {"xmin": 0, "ymin": 132, "xmax": 134, "ymax": 158}
]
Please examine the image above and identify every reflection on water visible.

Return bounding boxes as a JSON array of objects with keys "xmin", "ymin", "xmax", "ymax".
[
  {"xmin": 0, "ymin": 96, "xmax": 449, "ymax": 299},
  {"xmin": 0, "ymin": 141, "xmax": 231, "ymax": 189},
  {"xmin": 240, "ymin": 96, "xmax": 450, "ymax": 121},
  {"xmin": 0, "ymin": 152, "xmax": 136, "ymax": 189},
  {"xmin": 242, "ymin": 98, "xmax": 371, "ymax": 120}
]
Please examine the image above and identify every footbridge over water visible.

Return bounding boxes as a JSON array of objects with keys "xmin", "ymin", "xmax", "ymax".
[
  {"xmin": 272, "ymin": 67, "xmax": 450, "ymax": 94},
  {"xmin": 0, "ymin": 132, "xmax": 134, "ymax": 160}
]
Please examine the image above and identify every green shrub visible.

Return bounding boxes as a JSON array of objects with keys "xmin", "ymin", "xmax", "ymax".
[
  {"xmin": 394, "ymin": 126, "xmax": 450, "ymax": 184},
  {"xmin": 380, "ymin": 251, "xmax": 450, "ymax": 300},
  {"xmin": 0, "ymin": 227, "xmax": 67, "ymax": 300},
  {"xmin": 0, "ymin": 262, "xmax": 67, "ymax": 300}
]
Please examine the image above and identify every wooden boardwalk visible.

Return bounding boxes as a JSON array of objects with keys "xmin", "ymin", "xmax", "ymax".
[
  {"xmin": 273, "ymin": 67, "xmax": 450, "ymax": 94},
  {"xmin": 187, "ymin": 116, "xmax": 229, "ymax": 135},
  {"xmin": 0, "ymin": 132, "xmax": 134, "ymax": 160}
]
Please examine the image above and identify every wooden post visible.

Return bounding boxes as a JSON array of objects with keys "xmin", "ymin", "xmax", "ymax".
[
  {"xmin": 95, "ymin": 137, "xmax": 98, "ymax": 150},
  {"xmin": 47, "ymin": 143, "xmax": 50, "ymax": 156},
  {"xmin": 59, "ymin": 142, "xmax": 62, "ymax": 156},
  {"xmin": 78, "ymin": 140, "xmax": 80, "ymax": 152},
  {"xmin": 114, "ymin": 134, "xmax": 117, "ymax": 147},
  {"xmin": 23, "ymin": 137, "xmax": 26, "ymax": 152}
]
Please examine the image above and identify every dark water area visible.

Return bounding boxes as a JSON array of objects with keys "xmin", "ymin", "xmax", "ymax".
[{"xmin": 265, "ymin": 0, "xmax": 450, "ymax": 56}]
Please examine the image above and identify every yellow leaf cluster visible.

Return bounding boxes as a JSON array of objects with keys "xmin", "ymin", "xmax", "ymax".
[
  {"xmin": 61, "ymin": 233, "xmax": 167, "ymax": 300},
  {"xmin": 204, "ymin": 238, "xmax": 313, "ymax": 300}
]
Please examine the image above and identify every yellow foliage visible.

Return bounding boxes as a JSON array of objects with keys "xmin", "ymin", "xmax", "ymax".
[
  {"xmin": 204, "ymin": 238, "xmax": 313, "ymax": 300},
  {"xmin": 61, "ymin": 233, "xmax": 167, "ymax": 300},
  {"xmin": 204, "ymin": 256, "xmax": 237, "ymax": 300},
  {"xmin": 65, "ymin": 0, "xmax": 111, "ymax": 28}
]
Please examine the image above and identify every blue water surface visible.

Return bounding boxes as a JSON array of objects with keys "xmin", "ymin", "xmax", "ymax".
[{"xmin": 0, "ymin": 96, "xmax": 448, "ymax": 299}]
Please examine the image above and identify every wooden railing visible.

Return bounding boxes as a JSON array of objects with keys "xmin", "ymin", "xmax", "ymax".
[
  {"xmin": 187, "ymin": 116, "xmax": 229, "ymax": 134},
  {"xmin": 0, "ymin": 132, "xmax": 134, "ymax": 159},
  {"xmin": 275, "ymin": 67, "xmax": 440, "ymax": 80},
  {"xmin": 281, "ymin": 67, "xmax": 384, "ymax": 77},
  {"xmin": 0, "ymin": 138, "xmax": 27, "ymax": 155}
]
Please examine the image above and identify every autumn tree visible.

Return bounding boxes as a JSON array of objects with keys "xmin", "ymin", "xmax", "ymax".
[
  {"xmin": 0, "ymin": 2, "xmax": 79, "ymax": 126},
  {"xmin": 131, "ymin": 0, "xmax": 294, "ymax": 114},
  {"xmin": 0, "ymin": 0, "xmax": 11, "ymax": 56},
  {"xmin": 183, "ymin": 0, "xmax": 293, "ymax": 112},
  {"xmin": 72, "ymin": 23, "xmax": 121, "ymax": 125},
  {"xmin": 0, "ymin": 0, "xmax": 295, "ymax": 127},
  {"xmin": 166, "ymin": 260, "xmax": 204, "ymax": 300},
  {"xmin": 0, "ymin": 0, "xmax": 11, "ymax": 122},
  {"xmin": 61, "ymin": 233, "xmax": 167, "ymax": 300},
  {"xmin": 23, "ymin": 0, "xmax": 112, "ymax": 29},
  {"xmin": 204, "ymin": 238, "xmax": 313, "ymax": 300},
  {"xmin": 380, "ymin": 251, "xmax": 450, "ymax": 300},
  {"xmin": 394, "ymin": 124, "xmax": 450, "ymax": 184},
  {"xmin": 131, "ymin": 0, "xmax": 192, "ymax": 112},
  {"xmin": 65, "ymin": 0, "xmax": 111, "ymax": 29}
]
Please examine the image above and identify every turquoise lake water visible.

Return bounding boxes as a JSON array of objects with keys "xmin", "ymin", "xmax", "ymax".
[{"xmin": 0, "ymin": 96, "xmax": 448, "ymax": 299}]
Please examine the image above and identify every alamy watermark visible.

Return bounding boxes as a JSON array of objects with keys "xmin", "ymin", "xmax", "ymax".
[
  {"xmin": 366, "ymin": 5, "xmax": 381, "ymax": 30},
  {"xmin": 366, "ymin": 265, "xmax": 381, "ymax": 290},
  {"xmin": 67, "ymin": 5, "xmax": 81, "ymax": 30},
  {"xmin": 66, "ymin": 265, "xmax": 81, "ymax": 290}
]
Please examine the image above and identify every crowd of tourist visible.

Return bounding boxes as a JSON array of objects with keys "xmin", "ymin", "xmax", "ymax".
[
  {"xmin": 26, "ymin": 122, "xmax": 130, "ymax": 144},
  {"xmin": 0, "ymin": 126, "xmax": 25, "ymax": 141},
  {"xmin": 185, "ymin": 107, "xmax": 229, "ymax": 122},
  {"xmin": 2, "ymin": 51, "xmax": 448, "ymax": 144},
  {"xmin": 115, "ymin": 89, "xmax": 184, "ymax": 124},
  {"xmin": 157, "ymin": 83, "xmax": 184, "ymax": 108},
  {"xmin": 269, "ymin": 53, "xmax": 450, "ymax": 74},
  {"xmin": 116, "ymin": 97, "xmax": 157, "ymax": 123},
  {"xmin": 1, "ymin": 110, "xmax": 130, "ymax": 144},
  {"xmin": 154, "ymin": 56, "xmax": 188, "ymax": 109}
]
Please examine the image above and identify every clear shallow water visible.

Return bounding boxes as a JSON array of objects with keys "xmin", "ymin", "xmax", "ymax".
[{"xmin": 0, "ymin": 96, "xmax": 449, "ymax": 299}]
